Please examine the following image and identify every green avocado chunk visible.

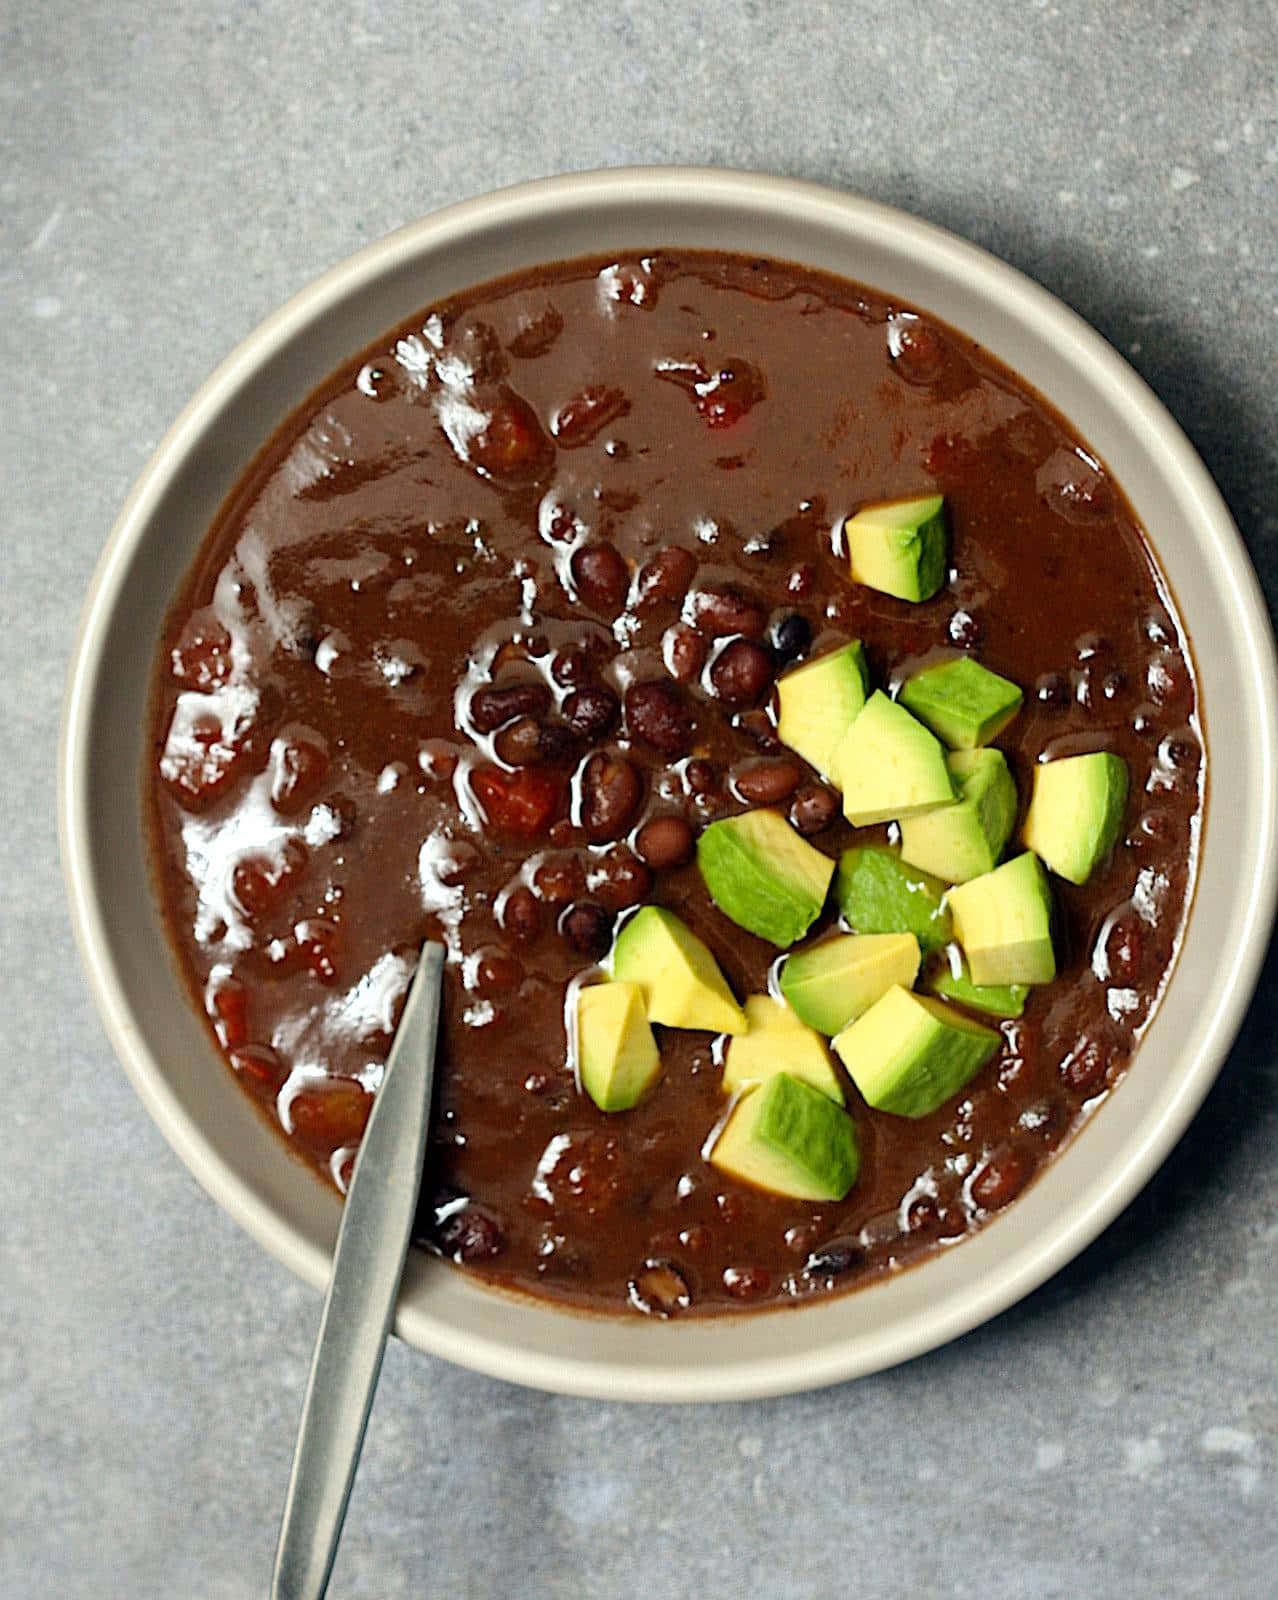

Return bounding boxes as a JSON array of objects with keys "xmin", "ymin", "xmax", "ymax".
[
  {"xmin": 898, "ymin": 656, "xmax": 1023, "ymax": 750},
  {"xmin": 833, "ymin": 985, "xmax": 1000, "ymax": 1118},
  {"xmin": 697, "ymin": 809, "xmax": 835, "ymax": 947},
  {"xmin": 846, "ymin": 494, "xmax": 948, "ymax": 603},
  {"xmin": 722, "ymin": 995, "xmax": 844, "ymax": 1103},
  {"xmin": 709, "ymin": 1072, "xmax": 860, "ymax": 1201},
  {"xmin": 775, "ymin": 641, "xmax": 870, "ymax": 779},
  {"xmin": 780, "ymin": 932, "xmax": 921, "ymax": 1036},
  {"xmin": 947, "ymin": 851, "xmax": 1056, "ymax": 986},
  {"xmin": 1022, "ymin": 751, "xmax": 1129, "ymax": 884},
  {"xmin": 898, "ymin": 747, "xmax": 1018, "ymax": 884},
  {"xmin": 926, "ymin": 950, "xmax": 1028, "ymax": 1019},
  {"xmin": 834, "ymin": 845, "xmax": 953, "ymax": 953},
  {"xmin": 612, "ymin": 906, "xmax": 747, "ymax": 1035},
  {"xmin": 577, "ymin": 981, "xmax": 662, "ymax": 1111},
  {"xmin": 834, "ymin": 691, "xmax": 956, "ymax": 827}
]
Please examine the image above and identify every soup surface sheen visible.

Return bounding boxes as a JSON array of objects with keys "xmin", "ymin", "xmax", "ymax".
[{"xmin": 149, "ymin": 250, "xmax": 1202, "ymax": 1316}]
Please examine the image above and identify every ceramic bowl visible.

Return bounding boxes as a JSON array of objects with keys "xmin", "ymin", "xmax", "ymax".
[{"xmin": 60, "ymin": 168, "xmax": 1278, "ymax": 1400}]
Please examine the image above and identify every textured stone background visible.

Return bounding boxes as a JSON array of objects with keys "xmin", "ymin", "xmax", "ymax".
[{"xmin": 4, "ymin": 1, "xmax": 1277, "ymax": 1595}]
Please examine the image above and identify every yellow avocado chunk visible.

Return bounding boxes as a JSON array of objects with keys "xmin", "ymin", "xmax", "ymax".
[
  {"xmin": 946, "ymin": 851, "xmax": 1056, "ymax": 986},
  {"xmin": 833, "ymin": 985, "xmax": 999, "ymax": 1118},
  {"xmin": 835, "ymin": 691, "xmax": 957, "ymax": 827},
  {"xmin": 722, "ymin": 995, "xmax": 844, "ymax": 1103},
  {"xmin": 708, "ymin": 1073, "xmax": 860, "ymax": 1202},
  {"xmin": 612, "ymin": 906, "xmax": 747, "ymax": 1035},
  {"xmin": 577, "ymin": 981, "xmax": 662, "ymax": 1112},
  {"xmin": 779, "ymin": 931, "xmax": 921, "ymax": 1036},
  {"xmin": 776, "ymin": 641, "xmax": 870, "ymax": 780}
]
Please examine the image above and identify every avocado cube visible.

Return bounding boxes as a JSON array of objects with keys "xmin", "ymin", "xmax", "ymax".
[
  {"xmin": 898, "ymin": 748, "xmax": 1018, "ymax": 884},
  {"xmin": 926, "ymin": 951, "xmax": 1028, "ymax": 1019},
  {"xmin": 834, "ymin": 845, "xmax": 953, "ymax": 953},
  {"xmin": 834, "ymin": 691, "xmax": 956, "ymax": 827},
  {"xmin": 1022, "ymin": 751, "xmax": 1129, "ymax": 885},
  {"xmin": 612, "ymin": 906, "xmax": 747, "ymax": 1035},
  {"xmin": 776, "ymin": 641, "xmax": 870, "ymax": 779},
  {"xmin": 833, "ymin": 985, "xmax": 999, "ymax": 1118},
  {"xmin": 780, "ymin": 932, "xmax": 921, "ymax": 1037},
  {"xmin": 708, "ymin": 1072, "xmax": 860, "ymax": 1201},
  {"xmin": 846, "ymin": 494, "xmax": 948, "ymax": 603},
  {"xmin": 577, "ymin": 981, "xmax": 662, "ymax": 1111},
  {"xmin": 946, "ymin": 851, "xmax": 1056, "ymax": 986},
  {"xmin": 722, "ymin": 995, "xmax": 844, "ymax": 1102},
  {"xmin": 697, "ymin": 809, "xmax": 835, "ymax": 947},
  {"xmin": 898, "ymin": 656, "xmax": 1023, "ymax": 750}
]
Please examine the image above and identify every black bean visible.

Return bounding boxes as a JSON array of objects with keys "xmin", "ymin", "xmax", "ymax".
[
  {"xmin": 637, "ymin": 546, "xmax": 697, "ymax": 605},
  {"xmin": 559, "ymin": 901, "xmax": 614, "ymax": 956},
  {"xmin": 709, "ymin": 639, "xmax": 774, "ymax": 707},
  {"xmin": 435, "ymin": 1205, "xmax": 505, "ymax": 1263},
  {"xmin": 580, "ymin": 751, "xmax": 643, "ymax": 841},
  {"xmin": 733, "ymin": 759, "xmax": 801, "ymax": 805},
  {"xmin": 948, "ymin": 610, "xmax": 981, "ymax": 647},
  {"xmin": 688, "ymin": 586, "xmax": 767, "ymax": 639},
  {"xmin": 469, "ymin": 681, "xmax": 551, "ymax": 733},
  {"xmin": 570, "ymin": 542, "xmax": 630, "ymax": 615},
  {"xmin": 625, "ymin": 681, "xmax": 696, "ymax": 755},
  {"xmin": 789, "ymin": 784, "xmax": 839, "ymax": 835},
  {"xmin": 803, "ymin": 1240, "xmax": 864, "ymax": 1279},
  {"xmin": 664, "ymin": 622, "xmax": 707, "ymax": 683},
  {"xmin": 970, "ymin": 1146, "xmax": 1035, "ymax": 1211},
  {"xmin": 1034, "ymin": 672, "xmax": 1069, "ymax": 710},
  {"xmin": 501, "ymin": 885, "xmax": 543, "ymax": 943},
  {"xmin": 634, "ymin": 815, "xmax": 695, "ymax": 870},
  {"xmin": 564, "ymin": 685, "xmax": 619, "ymax": 742},
  {"xmin": 628, "ymin": 1260, "xmax": 692, "ymax": 1316},
  {"xmin": 590, "ymin": 849, "xmax": 653, "ymax": 910},
  {"xmin": 769, "ymin": 612, "xmax": 811, "ymax": 664}
]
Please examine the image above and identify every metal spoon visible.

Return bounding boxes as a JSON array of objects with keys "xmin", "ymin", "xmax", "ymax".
[{"xmin": 271, "ymin": 941, "xmax": 446, "ymax": 1600}]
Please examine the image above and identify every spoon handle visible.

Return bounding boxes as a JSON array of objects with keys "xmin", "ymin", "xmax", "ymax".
[{"xmin": 271, "ymin": 941, "xmax": 446, "ymax": 1600}]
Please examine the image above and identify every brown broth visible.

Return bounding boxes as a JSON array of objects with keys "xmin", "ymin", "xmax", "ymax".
[{"xmin": 147, "ymin": 250, "xmax": 1203, "ymax": 1316}]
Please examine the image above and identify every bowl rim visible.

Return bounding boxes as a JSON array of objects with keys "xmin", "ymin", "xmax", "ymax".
[{"xmin": 59, "ymin": 165, "xmax": 1278, "ymax": 1401}]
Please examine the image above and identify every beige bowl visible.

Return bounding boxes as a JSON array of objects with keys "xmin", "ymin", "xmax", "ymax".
[{"xmin": 60, "ymin": 169, "xmax": 1278, "ymax": 1400}]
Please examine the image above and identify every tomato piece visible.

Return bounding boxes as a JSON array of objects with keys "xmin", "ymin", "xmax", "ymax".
[
  {"xmin": 470, "ymin": 764, "xmax": 564, "ymax": 837},
  {"xmin": 289, "ymin": 1080, "xmax": 373, "ymax": 1154}
]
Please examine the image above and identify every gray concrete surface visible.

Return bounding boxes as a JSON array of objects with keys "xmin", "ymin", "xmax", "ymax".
[{"xmin": 4, "ymin": 1, "xmax": 1277, "ymax": 1595}]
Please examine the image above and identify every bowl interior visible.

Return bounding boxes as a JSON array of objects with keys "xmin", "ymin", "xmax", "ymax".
[{"xmin": 61, "ymin": 169, "xmax": 1278, "ymax": 1400}]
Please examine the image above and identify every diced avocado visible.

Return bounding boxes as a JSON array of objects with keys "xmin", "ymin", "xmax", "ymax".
[
  {"xmin": 780, "ymin": 933, "xmax": 921, "ymax": 1037},
  {"xmin": 708, "ymin": 1072, "xmax": 860, "ymax": 1201},
  {"xmin": 946, "ymin": 851, "xmax": 1056, "ymax": 986},
  {"xmin": 722, "ymin": 995, "xmax": 843, "ymax": 1102},
  {"xmin": 834, "ymin": 691, "xmax": 956, "ymax": 827},
  {"xmin": 846, "ymin": 494, "xmax": 948, "ymax": 603},
  {"xmin": 835, "ymin": 845, "xmax": 953, "ymax": 953},
  {"xmin": 897, "ymin": 748, "xmax": 1018, "ymax": 884},
  {"xmin": 577, "ymin": 981, "xmax": 662, "ymax": 1111},
  {"xmin": 898, "ymin": 656, "xmax": 1023, "ymax": 750},
  {"xmin": 833, "ymin": 984, "xmax": 999, "ymax": 1117},
  {"xmin": 776, "ymin": 642, "xmax": 871, "ymax": 778},
  {"xmin": 1022, "ymin": 751, "xmax": 1129, "ymax": 885},
  {"xmin": 612, "ymin": 906, "xmax": 747, "ymax": 1035},
  {"xmin": 697, "ymin": 809, "xmax": 835, "ymax": 947},
  {"xmin": 926, "ymin": 950, "xmax": 1028, "ymax": 1019}
]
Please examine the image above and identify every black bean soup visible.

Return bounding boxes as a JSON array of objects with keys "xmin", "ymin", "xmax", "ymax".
[{"xmin": 148, "ymin": 250, "xmax": 1203, "ymax": 1316}]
